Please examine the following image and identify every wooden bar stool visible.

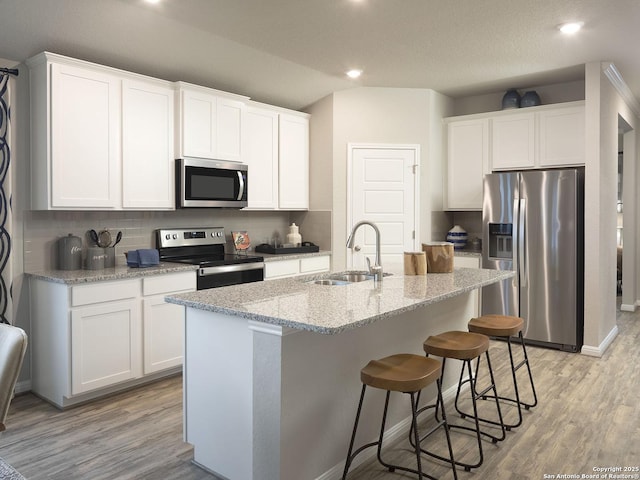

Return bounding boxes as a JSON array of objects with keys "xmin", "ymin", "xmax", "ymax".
[
  {"xmin": 419, "ymin": 331, "xmax": 506, "ymax": 471},
  {"xmin": 342, "ymin": 353, "xmax": 457, "ymax": 480},
  {"xmin": 464, "ymin": 315, "xmax": 538, "ymax": 429}
]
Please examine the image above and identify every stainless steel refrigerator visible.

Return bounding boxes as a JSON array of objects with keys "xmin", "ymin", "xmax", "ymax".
[{"xmin": 482, "ymin": 168, "xmax": 584, "ymax": 351}]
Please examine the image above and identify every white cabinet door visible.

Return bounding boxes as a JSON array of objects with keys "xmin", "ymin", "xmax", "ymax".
[
  {"xmin": 278, "ymin": 113, "xmax": 309, "ymax": 210},
  {"xmin": 244, "ymin": 106, "xmax": 279, "ymax": 209},
  {"xmin": 179, "ymin": 87, "xmax": 246, "ymax": 161},
  {"xmin": 538, "ymin": 105, "xmax": 585, "ymax": 167},
  {"xmin": 122, "ymin": 80, "xmax": 175, "ymax": 209},
  {"xmin": 446, "ymin": 118, "xmax": 489, "ymax": 210},
  {"xmin": 216, "ymin": 97, "xmax": 245, "ymax": 162},
  {"xmin": 50, "ymin": 62, "xmax": 120, "ymax": 208},
  {"xmin": 181, "ymin": 89, "xmax": 217, "ymax": 159},
  {"xmin": 71, "ymin": 299, "xmax": 141, "ymax": 394},
  {"xmin": 143, "ymin": 296, "xmax": 185, "ymax": 374},
  {"xmin": 491, "ymin": 112, "xmax": 536, "ymax": 170}
]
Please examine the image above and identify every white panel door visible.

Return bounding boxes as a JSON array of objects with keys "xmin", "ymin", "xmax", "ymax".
[
  {"xmin": 122, "ymin": 79, "xmax": 174, "ymax": 209},
  {"xmin": 279, "ymin": 113, "xmax": 309, "ymax": 209},
  {"xmin": 143, "ymin": 296, "xmax": 185, "ymax": 374},
  {"xmin": 244, "ymin": 106, "xmax": 279, "ymax": 209},
  {"xmin": 50, "ymin": 63, "xmax": 120, "ymax": 208},
  {"xmin": 71, "ymin": 299, "xmax": 141, "ymax": 394},
  {"xmin": 216, "ymin": 97, "xmax": 245, "ymax": 162},
  {"xmin": 349, "ymin": 145, "xmax": 419, "ymax": 275},
  {"xmin": 181, "ymin": 89, "xmax": 217, "ymax": 159}
]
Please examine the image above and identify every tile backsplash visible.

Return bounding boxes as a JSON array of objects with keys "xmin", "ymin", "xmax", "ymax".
[{"xmin": 23, "ymin": 209, "xmax": 321, "ymax": 272}]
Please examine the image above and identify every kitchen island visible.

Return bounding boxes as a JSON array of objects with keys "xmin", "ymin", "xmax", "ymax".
[{"xmin": 165, "ymin": 267, "xmax": 514, "ymax": 480}]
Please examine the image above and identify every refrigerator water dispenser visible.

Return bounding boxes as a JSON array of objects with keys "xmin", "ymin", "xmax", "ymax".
[{"xmin": 488, "ymin": 223, "xmax": 513, "ymax": 259}]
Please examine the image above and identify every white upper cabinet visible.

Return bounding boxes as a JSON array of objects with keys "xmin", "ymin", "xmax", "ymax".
[
  {"xmin": 176, "ymin": 82, "xmax": 248, "ymax": 162},
  {"xmin": 491, "ymin": 112, "xmax": 536, "ymax": 170},
  {"xmin": 445, "ymin": 118, "xmax": 489, "ymax": 210},
  {"xmin": 47, "ymin": 62, "xmax": 121, "ymax": 208},
  {"xmin": 445, "ymin": 101, "xmax": 585, "ymax": 210},
  {"xmin": 278, "ymin": 112, "xmax": 309, "ymax": 210},
  {"xmin": 27, "ymin": 52, "xmax": 175, "ymax": 210},
  {"xmin": 490, "ymin": 101, "xmax": 585, "ymax": 171},
  {"xmin": 243, "ymin": 103, "xmax": 310, "ymax": 211},
  {"xmin": 243, "ymin": 104, "xmax": 279, "ymax": 209},
  {"xmin": 538, "ymin": 105, "xmax": 585, "ymax": 167},
  {"xmin": 122, "ymin": 80, "xmax": 175, "ymax": 209}
]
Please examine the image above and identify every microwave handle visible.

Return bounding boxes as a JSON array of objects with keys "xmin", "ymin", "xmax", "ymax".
[{"xmin": 237, "ymin": 171, "xmax": 245, "ymax": 201}]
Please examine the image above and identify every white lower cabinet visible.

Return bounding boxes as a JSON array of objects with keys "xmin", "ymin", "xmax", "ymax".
[
  {"xmin": 71, "ymin": 299, "xmax": 141, "ymax": 395},
  {"xmin": 264, "ymin": 255, "xmax": 331, "ymax": 280},
  {"xmin": 30, "ymin": 271, "xmax": 195, "ymax": 408}
]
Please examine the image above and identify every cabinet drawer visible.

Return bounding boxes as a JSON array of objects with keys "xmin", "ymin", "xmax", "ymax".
[
  {"xmin": 264, "ymin": 259, "xmax": 299, "ymax": 279},
  {"xmin": 300, "ymin": 256, "xmax": 330, "ymax": 273},
  {"xmin": 143, "ymin": 271, "xmax": 196, "ymax": 296},
  {"xmin": 72, "ymin": 279, "xmax": 141, "ymax": 307}
]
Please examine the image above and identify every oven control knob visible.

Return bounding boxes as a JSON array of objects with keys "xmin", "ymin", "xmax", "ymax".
[
  {"xmin": 211, "ymin": 232, "xmax": 216, "ymax": 238},
  {"xmin": 165, "ymin": 234, "xmax": 171, "ymax": 240},
  {"xmin": 172, "ymin": 234, "xmax": 178, "ymax": 239},
  {"xmin": 217, "ymin": 232, "xmax": 223, "ymax": 237}
]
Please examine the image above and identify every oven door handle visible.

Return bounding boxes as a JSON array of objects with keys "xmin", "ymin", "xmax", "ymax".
[{"xmin": 199, "ymin": 262, "xmax": 265, "ymax": 276}]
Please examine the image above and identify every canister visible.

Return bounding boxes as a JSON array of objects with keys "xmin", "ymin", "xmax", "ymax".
[
  {"xmin": 58, "ymin": 233, "xmax": 83, "ymax": 270},
  {"xmin": 86, "ymin": 247, "xmax": 106, "ymax": 270}
]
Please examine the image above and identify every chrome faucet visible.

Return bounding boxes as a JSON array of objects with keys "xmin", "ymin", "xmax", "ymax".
[{"xmin": 346, "ymin": 220, "xmax": 383, "ymax": 282}]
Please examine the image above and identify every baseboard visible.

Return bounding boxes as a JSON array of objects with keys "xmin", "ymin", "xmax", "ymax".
[
  {"xmin": 315, "ymin": 380, "xmax": 468, "ymax": 480},
  {"xmin": 580, "ymin": 325, "xmax": 619, "ymax": 357},
  {"xmin": 620, "ymin": 303, "xmax": 636, "ymax": 312}
]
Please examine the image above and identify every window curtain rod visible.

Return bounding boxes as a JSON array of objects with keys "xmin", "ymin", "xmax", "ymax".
[{"xmin": 0, "ymin": 67, "xmax": 18, "ymax": 76}]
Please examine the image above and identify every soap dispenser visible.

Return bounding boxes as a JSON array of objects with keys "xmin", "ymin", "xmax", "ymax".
[{"xmin": 286, "ymin": 223, "xmax": 302, "ymax": 246}]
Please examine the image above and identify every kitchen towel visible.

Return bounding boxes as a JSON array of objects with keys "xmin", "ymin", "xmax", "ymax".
[{"xmin": 126, "ymin": 249, "xmax": 160, "ymax": 268}]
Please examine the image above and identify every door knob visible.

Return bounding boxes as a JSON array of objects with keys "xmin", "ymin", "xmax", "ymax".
[{"xmin": 354, "ymin": 245, "xmax": 361, "ymax": 252}]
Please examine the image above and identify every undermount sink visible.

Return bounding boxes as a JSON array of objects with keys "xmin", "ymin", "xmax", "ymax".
[
  {"xmin": 307, "ymin": 271, "xmax": 376, "ymax": 286},
  {"xmin": 328, "ymin": 272, "xmax": 374, "ymax": 283},
  {"xmin": 312, "ymin": 279, "xmax": 350, "ymax": 286}
]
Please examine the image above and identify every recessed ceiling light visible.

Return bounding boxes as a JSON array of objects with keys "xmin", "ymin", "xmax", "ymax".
[
  {"xmin": 559, "ymin": 22, "xmax": 584, "ymax": 34},
  {"xmin": 145, "ymin": 0, "xmax": 161, "ymax": 4},
  {"xmin": 346, "ymin": 69, "xmax": 362, "ymax": 79}
]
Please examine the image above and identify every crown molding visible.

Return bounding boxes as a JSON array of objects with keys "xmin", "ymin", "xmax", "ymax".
[{"xmin": 603, "ymin": 62, "xmax": 640, "ymax": 117}]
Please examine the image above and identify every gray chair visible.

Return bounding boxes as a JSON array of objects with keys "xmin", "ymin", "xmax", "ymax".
[{"xmin": 0, "ymin": 323, "xmax": 28, "ymax": 432}]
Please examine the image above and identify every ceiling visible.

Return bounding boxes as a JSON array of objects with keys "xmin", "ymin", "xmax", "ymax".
[{"xmin": 1, "ymin": 0, "xmax": 639, "ymax": 111}]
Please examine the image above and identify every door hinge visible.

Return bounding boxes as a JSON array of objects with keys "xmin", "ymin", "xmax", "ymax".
[
  {"xmin": 412, "ymin": 164, "xmax": 418, "ymax": 174},
  {"xmin": 412, "ymin": 230, "xmax": 416, "ymax": 240}
]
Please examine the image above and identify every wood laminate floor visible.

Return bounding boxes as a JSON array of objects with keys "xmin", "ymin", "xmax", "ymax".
[{"xmin": 1, "ymin": 305, "xmax": 638, "ymax": 480}]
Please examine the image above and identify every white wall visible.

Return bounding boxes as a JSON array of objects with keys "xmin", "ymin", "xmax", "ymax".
[
  {"xmin": 307, "ymin": 87, "xmax": 451, "ymax": 271},
  {"xmin": 582, "ymin": 62, "xmax": 639, "ymax": 355}
]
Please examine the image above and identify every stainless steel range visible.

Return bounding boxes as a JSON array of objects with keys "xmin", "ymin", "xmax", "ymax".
[{"xmin": 156, "ymin": 227, "xmax": 264, "ymax": 290}]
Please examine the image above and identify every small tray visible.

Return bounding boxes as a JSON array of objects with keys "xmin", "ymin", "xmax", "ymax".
[{"xmin": 255, "ymin": 244, "xmax": 320, "ymax": 254}]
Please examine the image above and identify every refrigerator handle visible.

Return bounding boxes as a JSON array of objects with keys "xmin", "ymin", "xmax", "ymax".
[
  {"xmin": 513, "ymin": 199, "xmax": 520, "ymax": 287},
  {"xmin": 519, "ymin": 198, "xmax": 527, "ymax": 288}
]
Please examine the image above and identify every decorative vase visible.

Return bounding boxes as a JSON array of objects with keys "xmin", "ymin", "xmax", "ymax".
[
  {"xmin": 501, "ymin": 89, "xmax": 521, "ymax": 110},
  {"xmin": 446, "ymin": 225, "xmax": 468, "ymax": 250},
  {"xmin": 520, "ymin": 90, "xmax": 541, "ymax": 107},
  {"xmin": 286, "ymin": 223, "xmax": 302, "ymax": 246}
]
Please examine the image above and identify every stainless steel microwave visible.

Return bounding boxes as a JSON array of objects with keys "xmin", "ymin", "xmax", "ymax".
[{"xmin": 176, "ymin": 157, "xmax": 248, "ymax": 208}]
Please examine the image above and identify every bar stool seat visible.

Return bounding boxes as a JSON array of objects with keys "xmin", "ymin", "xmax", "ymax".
[
  {"xmin": 418, "ymin": 331, "xmax": 506, "ymax": 472},
  {"xmin": 468, "ymin": 315, "xmax": 523, "ymax": 337},
  {"xmin": 466, "ymin": 315, "xmax": 538, "ymax": 429},
  {"xmin": 342, "ymin": 354, "xmax": 457, "ymax": 480}
]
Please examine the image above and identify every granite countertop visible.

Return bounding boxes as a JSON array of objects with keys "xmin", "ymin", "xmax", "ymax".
[
  {"xmin": 165, "ymin": 267, "xmax": 514, "ymax": 335},
  {"xmin": 26, "ymin": 263, "xmax": 198, "ymax": 284}
]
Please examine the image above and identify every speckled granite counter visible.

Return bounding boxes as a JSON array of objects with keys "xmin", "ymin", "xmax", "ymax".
[
  {"xmin": 26, "ymin": 262, "xmax": 197, "ymax": 284},
  {"xmin": 166, "ymin": 267, "xmax": 513, "ymax": 334},
  {"xmin": 180, "ymin": 266, "xmax": 514, "ymax": 479}
]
